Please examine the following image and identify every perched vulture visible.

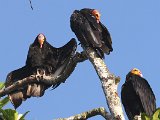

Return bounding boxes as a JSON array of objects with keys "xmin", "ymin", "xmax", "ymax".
[
  {"xmin": 5, "ymin": 34, "xmax": 77, "ymax": 109},
  {"xmin": 70, "ymin": 8, "xmax": 113, "ymax": 58},
  {"xmin": 121, "ymin": 68, "xmax": 156, "ymax": 120}
]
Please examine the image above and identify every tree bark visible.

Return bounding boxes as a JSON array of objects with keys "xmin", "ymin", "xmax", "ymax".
[
  {"xmin": 84, "ymin": 47, "xmax": 125, "ymax": 120},
  {"xmin": 56, "ymin": 107, "xmax": 111, "ymax": 120}
]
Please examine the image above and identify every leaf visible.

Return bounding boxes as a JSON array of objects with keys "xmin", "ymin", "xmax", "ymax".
[
  {"xmin": 0, "ymin": 109, "xmax": 29, "ymax": 120},
  {"xmin": 0, "ymin": 97, "xmax": 9, "ymax": 109},
  {"xmin": 141, "ymin": 113, "xmax": 150, "ymax": 120},
  {"xmin": 0, "ymin": 109, "xmax": 10, "ymax": 120},
  {"xmin": 1, "ymin": 109, "xmax": 19, "ymax": 120},
  {"xmin": 19, "ymin": 111, "xmax": 29, "ymax": 120},
  {"xmin": 152, "ymin": 108, "xmax": 160, "ymax": 120},
  {"xmin": 0, "ymin": 82, "xmax": 5, "ymax": 90}
]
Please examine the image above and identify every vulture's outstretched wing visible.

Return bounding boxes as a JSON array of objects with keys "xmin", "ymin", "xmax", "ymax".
[
  {"xmin": 5, "ymin": 38, "xmax": 78, "ymax": 108},
  {"xmin": 51, "ymin": 38, "xmax": 77, "ymax": 89}
]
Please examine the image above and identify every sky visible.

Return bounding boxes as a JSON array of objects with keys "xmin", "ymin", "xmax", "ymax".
[{"xmin": 0, "ymin": 1, "xmax": 160, "ymax": 120}]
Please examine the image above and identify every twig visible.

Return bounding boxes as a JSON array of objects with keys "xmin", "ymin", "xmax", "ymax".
[
  {"xmin": 28, "ymin": 0, "xmax": 33, "ymax": 10},
  {"xmin": 84, "ymin": 47, "xmax": 125, "ymax": 120},
  {"xmin": 56, "ymin": 107, "xmax": 112, "ymax": 120}
]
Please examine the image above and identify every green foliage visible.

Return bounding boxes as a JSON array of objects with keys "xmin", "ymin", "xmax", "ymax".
[
  {"xmin": 141, "ymin": 113, "xmax": 150, "ymax": 120},
  {"xmin": 0, "ymin": 82, "xmax": 29, "ymax": 120},
  {"xmin": 141, "ymin": 108, "xmax": 160, "ymax": 120},
  {"xmin": 0, "ymin": 97, "xmax": 9, "ymax": 109},
  {"xmin": 0, "ymin": 109, "xmax": 18, "ymax": 120},
  {"xmin": 0, "ymin": 82, "xmax": 5, "ymax": 90},
  {"xmin": 152, "ymin": 108, "xmax": 160, "ymax": 120},
  {"xmin": 0, "ymin": 109, "xmax": 29, "ymax": 120}
]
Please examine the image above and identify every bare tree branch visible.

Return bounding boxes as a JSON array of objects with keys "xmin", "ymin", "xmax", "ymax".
[
  {"xmin": 56, "ymin": 107, "xmax": 112, "ymax": 120},
  {"xmin": 84, "ymin": 47, "xmax": 125, "ymax": 120},
  {"xmin": 0, "ymin": 76, "xmax": 35, "ymax": 97},
  {"xmin": 0, "ymin": 52, "xmax": 87, "ymax": 98}
]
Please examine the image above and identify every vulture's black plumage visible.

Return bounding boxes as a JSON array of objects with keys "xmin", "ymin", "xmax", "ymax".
[
  {"xmin": 70, "ymin": 8, "xmax": 113, "ymax": 58},
  {"xmin": 5, "ymin": 34, "xmax": 77, "ymax": 109},
  {"xmin": 121, "ymin": 68, "xmax": 156, "ymax": 120}
]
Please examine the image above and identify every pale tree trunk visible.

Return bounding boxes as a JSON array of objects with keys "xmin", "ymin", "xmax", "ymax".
[
  {"xmin": 56, "ymin": 47, "xmax": 125, "ymax": 120},
  {"xmin": 84, "ymin": 47, "xmax": 125, "ymax": 120}
]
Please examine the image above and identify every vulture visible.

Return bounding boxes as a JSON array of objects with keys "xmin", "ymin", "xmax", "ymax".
[
  {"xmin": 121, "ymin": 68, "xmax": 156, "ymax": 120},
  {"xmin": 5, "ymin": 33, "xmax": 77, "ymax": 109},
  {"xmin": 70, "ymin": 8, "xmax": 113, "ymax": 58}
]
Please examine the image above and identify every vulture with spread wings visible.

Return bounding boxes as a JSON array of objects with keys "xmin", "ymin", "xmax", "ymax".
[{"xmin": 5, "ymin": 34, "xmax": 77, "ymax": 109}]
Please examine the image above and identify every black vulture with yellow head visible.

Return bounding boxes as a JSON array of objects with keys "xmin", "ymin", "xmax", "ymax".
[
  {"xmin": 5, "ymin": 34, "xmax": 77, "ymax": 109},
  {"xmin": 121, "ymin": 68, "xmax": 156, "ymax": 120},
  {"xmin": 70, "ymin": 8, "xmax": 113, "ymax": 58}
]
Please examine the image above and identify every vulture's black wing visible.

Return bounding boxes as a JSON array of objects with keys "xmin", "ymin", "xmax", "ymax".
[
  {"xmin": 70, "ymin": 10, "xmax": 102, "ymax": 48},
  {"xmin": 5, "ymin": 37, "xmax": 78, "ymax": 109},
  {"xmin": 121, "ymin": 75, "xmax": 156, "ymax": 120},
  {"xmin": 5, "ymin": 66, "xmax": 50, "ymax": 109},
  {"xmin": 81, "ymin": 11, "xmax": 113, "ymax": 55},
  {"xmin": 70, "ymin": 9, "xmax": 113, "ymax": 58},
  {"xmin": 132, "ymin": 76, "xmax": 156, "ymax": 116},
  {"xmin": 5, "ymin": 66, "xmax": 30, "ymax": 87},
  {"xmin": 80, "ymin": 8, "xmax": 113, "ymax": 55},
  {"xmin": 57, "ymin": 38, "xmax": 77, "ymax": 66},
  {"xmin": 51, "ymin": 38, "xmax": 77, "ymax": 89},
  {"xmin": 99, "ymin": 22, "xmax": 113, "ymax": 54},
  {"xmin": 121, "ymin": 81, "xmax": 143, "ymax": 120}
]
